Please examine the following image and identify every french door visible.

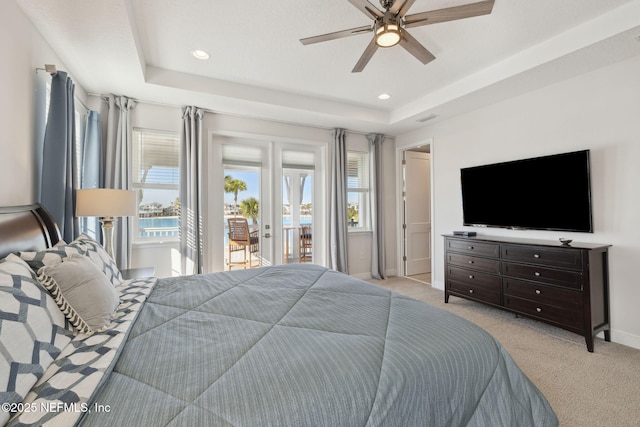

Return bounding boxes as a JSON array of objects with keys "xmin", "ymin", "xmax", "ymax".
[{"xmin": 211, "ymin": 136, "xmax": 325, "ymax": 272}]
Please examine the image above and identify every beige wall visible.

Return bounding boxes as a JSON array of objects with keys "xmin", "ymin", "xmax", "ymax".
[
  {"xmin": 0, "ymin": 1, "xmax": 88, "ymax": 206},
  {"xmin": 397, "ymin": 54, "xmax": 640, "ymax": 349},
  {"xmin": 1, "ymin": 1, "xmax": 54, "ymax": 204}
]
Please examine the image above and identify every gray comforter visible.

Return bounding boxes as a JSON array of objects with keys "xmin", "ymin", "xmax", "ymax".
[{"xmin": 81, "ymin": 264, "xmax": 558, "ymax": 426}]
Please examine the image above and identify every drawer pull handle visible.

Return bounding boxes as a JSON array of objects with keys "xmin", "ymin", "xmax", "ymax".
[
  {"xmin": 468, "ymin": 260, "xmax": 474, "ymax": 264},
  {"xmin": 468, "ymin": 246, "xmax": 474, "ymax": 250},
  {"xmin": 534, "ymin": 272, "xmax": 541, "ymax": 277},
  {"xmin": 536, "ymin": 307, "xmax": 542, "ymax": 313},
  {"xmin": 469, "ymin": 275, "xmax": 474, "ymax": 279},
  {"xmin": 469, "ymin": 289, "xmax": 474, "ymax": 294},
  {"xmin": 535, "ymin": 289, "xmax": 541, "ymax": 295},
  {"xmin": 534, "ymin": 254, "xmax": 540, "ymax": 259}
]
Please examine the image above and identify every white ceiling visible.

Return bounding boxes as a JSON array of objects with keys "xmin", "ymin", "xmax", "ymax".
[{"xmin": 17, "ymin": 0, "xmax": 640, "ymax": 136}]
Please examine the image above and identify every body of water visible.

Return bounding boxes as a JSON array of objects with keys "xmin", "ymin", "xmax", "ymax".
[{"xmin": 138, "ymin": 216, "xmax": 179, "ymax": 238}]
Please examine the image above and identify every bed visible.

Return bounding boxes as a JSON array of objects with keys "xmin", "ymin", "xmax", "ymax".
[{"xmin": 0, "ymin": 204, "xmax": 558, "ymax": 426}]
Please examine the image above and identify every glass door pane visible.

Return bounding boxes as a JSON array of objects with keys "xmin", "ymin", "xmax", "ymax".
[
  {"xmin": 223, "ymin": 167, "xmax": 261, "ymax": 270},
  {"xmin": 282, "ymin": 168, "xmax": 313, "ymax": 264}
]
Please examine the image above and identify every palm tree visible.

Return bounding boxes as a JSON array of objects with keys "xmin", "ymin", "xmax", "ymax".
[
  {"xmin": 240, "ymin": 197, "xmax": 259, "ymax": 226},
  {"xmin": 348, "ymin": 205, "xmax": 359, "ymax": 226},
  {"xmin": 224, "ymin": 175, "xmax": 247, "ymax": 216}
]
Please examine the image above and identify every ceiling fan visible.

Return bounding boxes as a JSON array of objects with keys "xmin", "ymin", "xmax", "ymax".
[{"xmin": 300, "ymin": 0, "xmax": 495, "ymax": 72}]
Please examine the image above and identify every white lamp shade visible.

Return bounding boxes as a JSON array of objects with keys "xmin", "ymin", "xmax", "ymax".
[{"xmin": 76, "ymin": 189, "xmax": 137, "ymax": 217}]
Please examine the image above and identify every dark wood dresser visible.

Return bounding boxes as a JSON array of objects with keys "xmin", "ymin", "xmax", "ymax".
[{"xmin": 444, "ymin": 234, "xmax": 611, "ymax": 352}]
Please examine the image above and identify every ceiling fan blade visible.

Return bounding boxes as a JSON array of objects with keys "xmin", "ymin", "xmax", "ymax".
[
  {"xmin": 300, "ymin": 25, "xmax": 372, "ymax": 45},
  {"xmin": 399, "ymin": 31, "xmax": 435, "ymax": 64},
  {"xmin": 347, "ymin": 0, "xmax": 384, "ymax": 19},
  {"xmin": 389, "ymin": 0, "xmax": 416, "ymax": 17},
  {"xmin": 404, "ymin": 0, "xmax": 494, "ymax": 28},
  {"xmin": 352, "ymin": 37, "xmax": 379, "ymax": 73}
]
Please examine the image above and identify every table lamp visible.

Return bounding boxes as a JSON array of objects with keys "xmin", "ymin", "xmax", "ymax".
[{"xmin": 76, "ymin": 189, "xmax": 137, "ymax": 259}]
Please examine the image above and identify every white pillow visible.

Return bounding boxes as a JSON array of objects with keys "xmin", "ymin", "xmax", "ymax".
[{"xmin": 37, "ymin": 255, "xmax": 120, "ymax": 334}]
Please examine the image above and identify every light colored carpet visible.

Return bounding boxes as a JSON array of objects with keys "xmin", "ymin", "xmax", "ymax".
[{"xmin": 369, "ymin": 276, "xmax": 640, "ymax": 427}]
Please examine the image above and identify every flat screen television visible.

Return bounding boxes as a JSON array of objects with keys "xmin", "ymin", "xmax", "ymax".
[{"xmin": 460, "ymin": 150, "xmax": 593, "ymax": 232}]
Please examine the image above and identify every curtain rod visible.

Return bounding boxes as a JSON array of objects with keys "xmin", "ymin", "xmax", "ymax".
[
  {"xmin": 36, "ymin": 64, "xmax": 90, "ymax": 112},
  {"xmin": 88, "ymin": 92, "xmax": 392, "ymax": 139},
  {"xmin": 35, "ymin": 64, "xmax": 57, "ymax": 75}
]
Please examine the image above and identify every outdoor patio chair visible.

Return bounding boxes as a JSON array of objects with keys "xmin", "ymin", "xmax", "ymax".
[
  {"xmin": 227, "ymin": 217, "xmax": 259, "ymax": 269},
  {"xmin": 299, "ymin": 224, "xmax": 312, "ymax": 263}
]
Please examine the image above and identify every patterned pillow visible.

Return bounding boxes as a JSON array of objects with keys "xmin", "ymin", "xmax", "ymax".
[
  {"xmin": 0, "ymin": 254, "xmax": 73, "ymax": 425},
  {"xmin": 19, "ymin": 242, "xmax": 86, "ymax": 271},
  {"xmin": 37, "ymin": 255, "xmax": 120, "ymax": 334},
  {"xmin": 70, "ymin": 234, "xmax": 123, "ymax": 286},
  {"xmin": 20, "ymin": 234, "xmax": 123, "ymax": 286}
]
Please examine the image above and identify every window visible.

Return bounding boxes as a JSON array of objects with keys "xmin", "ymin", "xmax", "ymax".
[
  {"xmin": 347, "ymin": 150, "xmax": 370, "ymax": 231},
  {"xmin": 74, "ymin": 102, "xmax": 101, "ymax": 240},
  {"xmin": 132, "ymin": 129, "xmax": 180, "ymax": 240}
]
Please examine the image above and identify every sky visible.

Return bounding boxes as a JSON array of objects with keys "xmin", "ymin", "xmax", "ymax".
[
  {"xmin": 224, "ymin": 171, "xmax": 259, "ymax": 204},
  {"xmin": 224, "ymin": 170, "xmax": 313, "ymax": 205}
]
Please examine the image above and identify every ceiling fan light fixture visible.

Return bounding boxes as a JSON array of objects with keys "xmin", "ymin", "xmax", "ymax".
[{"xmin": 375, "ymin": 23, "xmax": 401, "ymax": 48}]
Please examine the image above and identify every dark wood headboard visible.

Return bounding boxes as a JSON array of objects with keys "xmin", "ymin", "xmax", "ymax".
[{"xmin": 0, "ymin": 204, "xmax": 61, "ymax": 259}]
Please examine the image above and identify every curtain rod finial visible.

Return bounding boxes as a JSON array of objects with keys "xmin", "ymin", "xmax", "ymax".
[{"xmin": 36, "ymin": 64, "xmax": 57, "ymax": 75}]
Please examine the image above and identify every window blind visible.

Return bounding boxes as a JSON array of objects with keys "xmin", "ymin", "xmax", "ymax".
[
  {"xmin": 133, "ymin": 129, "xmax": 180, "ymax": 185},
  {"xmin": 282, "ymin": 149, "xmax": 315, "ymax": 170},
  {"xmin": 347, "ymin": 151, "xmax": 369, "ymax": 190}
]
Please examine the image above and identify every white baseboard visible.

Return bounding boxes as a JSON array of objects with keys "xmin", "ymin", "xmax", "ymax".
[
  {"xmin": 385, "ymin": 268, "xmax": 398, "ymax": 277},
  {"xmin": 609, "ymin": 329, "xmax": 640, "ymax": 351},
  {"xmin": 350, "ymin": 268, "xmax": 398, "ymax": 281},
  {"xmin": 431, "ymin": 279, "xmax": 445, "ymax": 291}
]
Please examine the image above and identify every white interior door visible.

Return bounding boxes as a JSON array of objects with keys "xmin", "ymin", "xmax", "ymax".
[{"xmin": 404, "ymin": 151, "xmax": 431, "ymax": 275}]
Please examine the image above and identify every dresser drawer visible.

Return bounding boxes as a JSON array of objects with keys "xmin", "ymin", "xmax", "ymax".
[
  {"xmin": 447, "ymin": 266, "xmax": 501, "ymax": 291},
  {"xmin": 502, "ymin": 262, "xmax": 583, "ymax": 289},
  {"xmin": 502, "ymin": 245, "xmax": 583, "ymax": 270},
  {"xmin": 447, "ymin": 253, "xmax": 500, "ymax": 274},
  {"xmin": 446, "ymin": 239, "xmax": 500, "ymax": 257},
  {"xmin": 504, "ymin": 295, "xmax": 583, "ymax": 329},
  {"xmin": 503, "ymin": 278, "xmax": 582, "ymax": 309},
  {"xmin": 447, "ymin": 279, "xmax": 501, "ymax": 305}
]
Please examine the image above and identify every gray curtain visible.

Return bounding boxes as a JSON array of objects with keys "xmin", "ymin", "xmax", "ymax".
[
  {"xmin": 329, "ymin": 128, "xmax": 348, "ymax": 273},
  {"xmin": 179, "ymin": 106, "xmax": 205, "ymax": 275},
  {"xmin": 41, "ymin": 71, "xmax": 78, "ymax": 242},
  {"xmin": 104, "ymin": 95, "xmax": 136, "ymax": 268},
  {"xmin": 80, "ymin": 110, "xmax": 103, "ymax": 241},
  {"xmin": 367, "ymin": 133, "xmax": 386, "ymax": 279}
]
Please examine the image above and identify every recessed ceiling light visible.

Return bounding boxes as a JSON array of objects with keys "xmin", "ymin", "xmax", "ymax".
[
  {"xmin": 192, "ymin": 50, "xmax": 210, "ymax": 60},
  {"xmin": 378, "ymin": 93, "xmax": 391, "ymax": 100}
]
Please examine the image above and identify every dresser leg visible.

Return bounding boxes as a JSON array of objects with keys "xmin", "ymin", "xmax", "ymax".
[
  {"xmin": 604, "ymin": 330, "xmax": 611, "ymax": 342},
  {"xmin": 445, "ymin": 292, "xmax": 450, "ymax": 303},
  {"xmin": 585, "ymin": 335, "xmax": 595, "ymax": 353}
]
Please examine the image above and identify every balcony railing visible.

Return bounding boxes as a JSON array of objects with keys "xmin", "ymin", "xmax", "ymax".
[{"xmin": 139, "ymin": 226, "xmax": 179, "ymax": 238}]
